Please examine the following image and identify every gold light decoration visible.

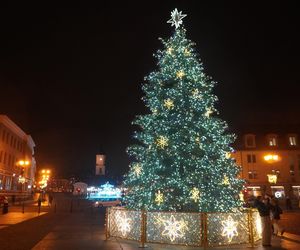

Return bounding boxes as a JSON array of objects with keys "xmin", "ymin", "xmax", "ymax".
[
  {"xmin": 157, "ymin": 215, "xmax": 188, "ymax": 242},
  {"xmin": 133, "ymin": 164, "xmax": 142, "ymax": 176},
  {"xmin": 153, "ymin": 109, "xmax": 158, "ymax": 115},
  {"xmin": 190, "ymin": 187, "xmax": 200, "ymax": 202},
  {"xmin": 164, "ymin": 98, "xmax": 174, "ymax": 110},
  {"xmin": 267, "ymin": 174, "xmax": 277, "ymax": 184},
  {"xmin": 116, "ymin": 211, "xmax": 132, "ymax": 237},
  {"xmin": 255, "ymin": 214, "xmax": 262, "ymax": 237},
  {"xmin": 155, "ymin": 190, "xmax": 164, "ymax": 205},
  {"xmin": 184, "ymin": 48, "xmax": 191, "ymax": 56},
  {"xmin": 195, "ymin": 137, "xmax": 200, "ymax": 144},
  {"xmin": 221, "ymin": 215, "xmax": 238, "ymax": 243},
  {"xmin": 176, "ymin": 70, "xmax": 185, "ymax": 79},
  {"xmin": 222, "ymin": 175, "xmax": 230, "ymax": 186},
  {"xmin": 225, "ymin": 152, "xmax": 231, "ymax": 159},
  {"xmin": 239, "ymin": 192, "xmax": 244, "ymax": 201},
  {"xmin": 156, "ymin": 136, "xmax": 169, "ymax": 149},
  {"xmin": 167, "ymin": 47, "xmax": 174, "ymax": 55},
  {"xmin": 204, "ymin": 108, "xmax": 213, "ymax": 117}
]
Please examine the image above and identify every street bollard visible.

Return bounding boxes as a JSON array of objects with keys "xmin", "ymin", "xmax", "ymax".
[
  {"xmin": 22, "ymin": 201, "xmax": 25, "ymax": 213},
  {"xmin": 38, "ymin": 204, "xmax": 41, "ymax": 214}
]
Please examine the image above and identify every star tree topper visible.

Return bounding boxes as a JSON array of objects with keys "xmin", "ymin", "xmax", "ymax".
[{"xmin": 167, "ymin": 8, "xmax": 187, "ymax": 29}]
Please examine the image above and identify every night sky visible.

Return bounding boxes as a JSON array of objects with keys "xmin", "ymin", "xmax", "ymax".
[{"xmin": 0, "ymin": 2, "xmax": 299, "ymax": 180}]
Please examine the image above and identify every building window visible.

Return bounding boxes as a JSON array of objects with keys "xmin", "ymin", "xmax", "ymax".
[
  {"xmin": 248, "ymin": 171, "xmax": 258, "ymax": 179},
  {"xmin": 268, "ymin": 134, "xmax": 278, "ymax": 146},
  {"xmin": 247, "ymin": 154, "xmax": 256, "ymax": 163},
  {"xmin": 245, "ymin": 134, "xmax": 256, "ymax": 148},
  {"xmin": 289, "ymin": 156, "xmax": 295, "ymax": 176},
  {"xmin": 289, "ymin": 135, "xmax": 297, "ymax": 146}
]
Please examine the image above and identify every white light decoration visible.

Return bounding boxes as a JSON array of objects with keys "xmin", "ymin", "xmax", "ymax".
[
  {"xmin": 156, "ymin": 215, "xmax": 188, "ymax": 242},
  {"xmin": 274, "ymin": 191, "xmax": 282, "ymax": 198},
  {"xmin": 88, "ymin": 182, "xmax": 121, "ymax": 199},
  {"xmin": 190, "ymin": 187, "xmax": 200, "ymax": 202},
  {"xmin": 204, "ymin": 108, "xmax": 213, "ymax": 117},
  {"xmin": 133, "ymin": 164, "xmax": 142, "ymax": 176},
  {"xmin": 191, "ymin": 89, "xmax": 202, "ymax": 99},
  {"xmin": 221, "ymin": 215, "xmax": 238, "ymax": 243},
  {"xmin": 116, "ymin": 211, "xmax": 132, "ymax": 237},
  {"xmin": 167, "ymin": 8, "xmax": 187, "ymax": 29},
  {"xmin": 155, "ymin": 190, "xmax": 164, "ymax": 205},
  {"xmin": 156, "ymin": 136, "xmax": 169, "ymax": 149}
]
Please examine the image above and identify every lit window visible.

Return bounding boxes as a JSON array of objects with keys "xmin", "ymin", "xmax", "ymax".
[
  {"xmin": 268, "ymin": 135, "xmax": 277, "ymax": 146},
  {"xmin": 289, "ymin": 136, "xmax": 297, "ymax": 146}
]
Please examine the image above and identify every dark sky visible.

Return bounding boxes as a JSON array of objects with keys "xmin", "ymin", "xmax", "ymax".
[{"xmin": 0, "ymin": 2, "xmax": 299, "ymax": 179}]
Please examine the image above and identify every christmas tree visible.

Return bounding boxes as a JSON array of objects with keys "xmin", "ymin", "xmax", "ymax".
[{"xmin": 124, "ymin": 9, "xmax": 244, "ymax": 212}]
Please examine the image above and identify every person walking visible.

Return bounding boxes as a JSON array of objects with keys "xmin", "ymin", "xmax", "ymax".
[
  {"xmin": 254, "ymin": 196, "xmax": 272, "ymax": 247},
  {"xmin": 270, "ymin": 199, "xmax": 284, "ymax": 236}
]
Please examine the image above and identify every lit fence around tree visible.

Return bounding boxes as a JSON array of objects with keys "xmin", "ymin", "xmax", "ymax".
[{"xmin": 106, "ymin": 207, "xmax": 262, "ymax": 247}]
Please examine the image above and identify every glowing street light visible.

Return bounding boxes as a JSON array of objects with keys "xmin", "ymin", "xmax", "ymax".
[{"xmin": 263, "ymin": 154, "xmax": 280, "ymax": 163}]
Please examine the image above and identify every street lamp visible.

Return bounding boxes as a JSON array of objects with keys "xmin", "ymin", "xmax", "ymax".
[
  {"xmin": 17, "ymin": 159, "xmax": 30, "ymax": 213},
  {"xmin": 263, "ymin": 154, "xmax": 280, "ymax": 164}
]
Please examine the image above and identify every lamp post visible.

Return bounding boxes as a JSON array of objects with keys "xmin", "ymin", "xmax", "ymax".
[
  {"xmin": 263, "ymin": 153, "xmax": 281, "ymax": 196},
  {"xmin": 17, "ymin": 160, "xmax": 30, "ymax": 213}
]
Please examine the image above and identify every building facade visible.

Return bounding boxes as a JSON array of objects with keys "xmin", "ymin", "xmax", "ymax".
[
  {"xmin": 0, "ymin": 115, "xmax": 36, "ymax": 198},
  {"xmin": 232, "ymin": 131, "xmax": 300, "ymax": 203}
]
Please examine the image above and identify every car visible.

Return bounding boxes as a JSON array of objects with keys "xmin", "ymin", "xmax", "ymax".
[{"xmin": 94, "ymin": 199, "xmax": 122, "ymax": 208}]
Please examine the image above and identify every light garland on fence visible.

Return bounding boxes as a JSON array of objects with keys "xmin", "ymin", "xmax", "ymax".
[
  {"xmin": 156, "ymin": 215, "xmax": 188, "ymax": 242},
  {"xmin": 221, "ymin": 215, "xmax": 238, "ymax": 243},
  {"xmin": 116, "ymin": 211, "xmax": 132, "ymax": 237}
]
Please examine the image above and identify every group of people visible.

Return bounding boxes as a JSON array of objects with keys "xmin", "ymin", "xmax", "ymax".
[{"xmin": 254, "ymin": 195, "xmax": 285, "ymax": 247}]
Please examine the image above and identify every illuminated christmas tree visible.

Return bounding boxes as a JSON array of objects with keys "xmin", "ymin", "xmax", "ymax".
[{"xmin": 124, "ymin": 9, "xmax": 244, "ymax": 212}]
